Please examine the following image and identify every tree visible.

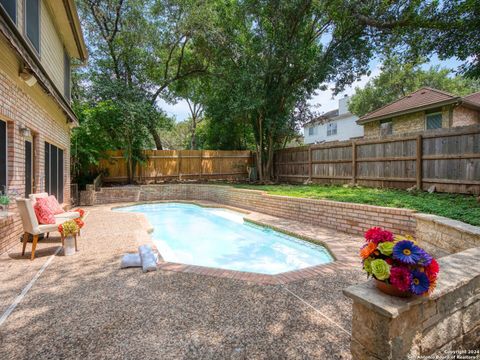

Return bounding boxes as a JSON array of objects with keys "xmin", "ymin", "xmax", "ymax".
[
  {"xmin": 202, "ymin": 0, "xmax": 376, "ymax": 181},
  {"xmin": 77, "ymin": 0, "xmax": 208, "ymax": 149},
  {"xmin": 349, "ymin": 57, "xmax": 480, "ymax": 117},
  {"xmin": 348, "ymin": 0, "xmax": 480, "ymax": 78}
]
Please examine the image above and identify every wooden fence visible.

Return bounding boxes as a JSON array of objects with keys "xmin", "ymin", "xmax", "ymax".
[
  {"xmin": 99, "ymin": 150, "xmax": 253, "ymax": 183},
  {"xmin": 274, "ymin": 125, "xmax": 480, "ymax": 194}
]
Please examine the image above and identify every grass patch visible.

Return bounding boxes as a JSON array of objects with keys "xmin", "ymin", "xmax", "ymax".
[{"xmin": 232, "ymin": 184, "xmax": 480, "ymax": 226}]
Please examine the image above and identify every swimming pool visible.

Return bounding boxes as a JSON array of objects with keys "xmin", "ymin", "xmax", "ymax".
[{"xmin": 116, "ymin": 203, "xmax": 333, "ymax": 274}]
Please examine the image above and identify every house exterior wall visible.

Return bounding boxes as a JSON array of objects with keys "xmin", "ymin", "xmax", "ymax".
[
  {"xmin": 304, "ymin": 115, "xmax": 363, "ymax": 144},
  {"xmin": 40, "ymin": 1, "xmax": 66, "ymax": 95},
  {"xmin": 363, "ymin": 105, "xmax": 479, "ymax": 138},
  {"xmin": 0, "ymin": 33, "xmax": 71, "ymax": 253}
]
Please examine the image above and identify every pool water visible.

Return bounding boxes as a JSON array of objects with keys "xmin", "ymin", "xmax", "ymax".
[{"xmin": 116, "ymin": 203, "xmax": 333, "ymax": 274}]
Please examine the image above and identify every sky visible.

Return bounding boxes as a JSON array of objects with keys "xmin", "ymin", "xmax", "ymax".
[{"xmin": 158, "ymin": 56, "xmax": 465, "ymax": 122}]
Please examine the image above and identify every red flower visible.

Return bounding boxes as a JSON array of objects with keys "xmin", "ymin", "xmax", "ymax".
[
  {"xmin": 74, "ymin": 218, "xmax": 84, "ymax": 229},
  {"xmin": 389, "ymin": 266, "xmax": 412, "ymax": 292},
  {"xmin": 75, "ymin": 208, "xmax": 85, "ymax": 218},
  {"xmin": 365, "ymin": 227, "xmax": 394, "ymax": 244},
  {"xmin": 425, "ymin": 258, "xmax": 440, "ymax": 281},
  {"xmin": 58, "ymin": 224, "xmax": 63, "ymax": 233},
  {"xmin": 385, "ymin": 258, "xmax": 393, "ymax": 265}
]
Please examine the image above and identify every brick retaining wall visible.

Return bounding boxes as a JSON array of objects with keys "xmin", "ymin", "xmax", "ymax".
[{"xmin": 82, "ymin": 184, "xmax": 417, "ymax": 237}]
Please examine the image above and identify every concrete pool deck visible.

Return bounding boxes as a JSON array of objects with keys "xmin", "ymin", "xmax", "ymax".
[{"xmin": 0, "ymin": 202, "xmax": 365, "ymax": 359}]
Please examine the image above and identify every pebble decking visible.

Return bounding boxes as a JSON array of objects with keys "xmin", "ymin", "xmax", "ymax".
[{"xmin": 0, "ymin": 202, "xmax": 365, "ymax": 359}]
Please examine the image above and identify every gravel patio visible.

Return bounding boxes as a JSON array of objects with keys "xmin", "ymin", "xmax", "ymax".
[{"xmin": 0, "ymin": 203, "xmax": 364, "ymax": 359}]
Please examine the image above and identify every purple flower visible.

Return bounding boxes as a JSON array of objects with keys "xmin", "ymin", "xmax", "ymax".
[
  {"xmin": 410, "ymin": 270, "xmax": 430, "ymax": 295},
  {"xmin": 393, "ymin": 240, "xmax": 422, "ymax": 265},
  {"xmin": 417, "ymin": 248, "xmax": 433, "ymax": 266}
]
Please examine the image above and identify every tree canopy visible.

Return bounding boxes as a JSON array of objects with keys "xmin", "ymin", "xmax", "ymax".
[{"xmin": 72, "ymin": 0, "xmax": 480, "ymax": 183}]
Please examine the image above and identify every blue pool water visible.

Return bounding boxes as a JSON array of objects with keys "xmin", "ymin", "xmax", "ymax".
[{"xmin": 116, "ymin": 203, "xmax": 333, "ymax": 274}]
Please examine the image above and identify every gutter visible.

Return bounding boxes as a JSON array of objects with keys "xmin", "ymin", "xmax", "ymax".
[
  {"xmin": 0, "ymin": 8, "xmax": 79, "ymax": 125},
  {"xmin": 356, "ymin": 98, "xmax": 464, "ymax": 125},
  {"xmin": 62, "ymin": 0, "xmax": 88, "ymax": 63}
]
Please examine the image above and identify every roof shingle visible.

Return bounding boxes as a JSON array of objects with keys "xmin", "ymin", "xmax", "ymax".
[{"xmin": 358, "ymin": 87, "xmax": 460, "ymax": 123}]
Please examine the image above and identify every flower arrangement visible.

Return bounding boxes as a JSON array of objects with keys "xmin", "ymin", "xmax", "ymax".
[
  {"xmin": 360, "ymin": 227, "xmax": 439, "ymax": 297},
  {"xmin": 58, "ymin": 220, "xmax": 79, "ymax": 237}
]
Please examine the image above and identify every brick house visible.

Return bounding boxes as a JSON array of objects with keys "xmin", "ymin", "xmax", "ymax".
[
  {"xmin": 357, "ymin": 87, "xmax": 480, "ymax": 138},
  {"xmin": 0, "ymin": 0, "xmax": 87, "ymax": 253}
]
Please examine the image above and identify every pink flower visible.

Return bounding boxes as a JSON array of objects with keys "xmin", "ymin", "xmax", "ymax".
[
  {"xmin": 365, "ymin": 227, "xmax": 394, "ymax": 244},
  {"xmin": 389, "ymin": 266, "xmax": 412, "ymax": 292}
]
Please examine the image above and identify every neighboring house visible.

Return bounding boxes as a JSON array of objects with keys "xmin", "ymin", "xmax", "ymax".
[
  {"xmin": 357, "ymin": 87, "xmax": 480, "ymax": 138},
  {"xmin": 304, "ymin": 96, "xmax": 363, "ymax": 144},
  {"xmin": 0, "ymin": 0, "xmax": 87, "ymax": 253}
]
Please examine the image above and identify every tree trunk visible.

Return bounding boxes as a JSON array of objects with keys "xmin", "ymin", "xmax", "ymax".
[
  {"xmin": 148, "ymin": 126, "xmax": 163, "ymax": 150},
  {"xmin": 190, "ymin": 119, "xmax": 197, "ymax": 150}
]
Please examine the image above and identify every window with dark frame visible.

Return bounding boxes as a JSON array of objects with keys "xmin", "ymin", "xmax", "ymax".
[
  {"xmin": 0, "ymin": 0, "xmax": 16, "ymax": 23},
  {"xmin": 25, "ymin": 0, "xmax": 40, "ymax": 53},
  {"xmin": 308, "ymin": 126, "xmax": 314, "ymax": 136},
  {"xmin": 0, "ymin": 120, "xmax": 6, "ymax": 194},
  {"xmin": 426, "ymin": 112, "xmax": 443, "ymax": 130},
  {"xmin": 380, "ymin": 119, "xmax": 393, "ymax": 136},
  {"xmin": 44, "ymin": 142, "xmax": 64, "ymax": 203}
]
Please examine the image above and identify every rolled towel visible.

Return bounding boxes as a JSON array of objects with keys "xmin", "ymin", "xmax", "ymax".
[
  {"xmin": 120, "ymin": 253, "xmax": 142, "ymax": 268},
  {"xmin": 138, "ymin": 245, "xmax": 158, "ymax": 272}
]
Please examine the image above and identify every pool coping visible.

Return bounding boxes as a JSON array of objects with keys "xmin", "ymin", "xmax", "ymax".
[{"xmin": 111, "ymin": 200, "xmax": 361, "ymax": 285}]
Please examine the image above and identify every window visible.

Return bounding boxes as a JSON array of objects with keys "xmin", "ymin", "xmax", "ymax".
[
  {"xmin": 0, "ymin": 120, "xmax": 6, "ymax": 194},
  {"xmin": 426, "ymin": 112, "xmax": 442, "ymax": 130},
  {"xmin": 45, "ymin": 142, "xmax": 64, "ymax": 203},
  {"xmin": 327, "ymin": 122, "xmax": 337, "ymax": 136},
  {"xmin": 64, "ymin": 50, "xmax": 71, "ymax": 100},
  {"xmin": 380, "ymin": 119, "xmax": 393, "ymax": 136},
  {"xmin": 25, "ymin": 0, "xmax": 40, "ymax": 53},
  {"xmin": 308, "ymin": 126, "xmax": 314, "ymax": 136},
  {"xmin": 0, "ymin": 0, "xmax": 16, "ymax": 23}
]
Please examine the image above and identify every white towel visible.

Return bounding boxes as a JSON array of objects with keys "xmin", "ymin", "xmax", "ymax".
[
  {"xmin": 120, "ymin": 253, "xmax": 142, "ymax": 268},
  {"xmin": 138, "ymin": 245, "xmax": 158, "ymax": 272}
]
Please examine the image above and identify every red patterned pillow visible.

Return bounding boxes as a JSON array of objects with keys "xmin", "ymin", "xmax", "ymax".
[
  {"xmin": 40, "ymin": 196, "xmax": 65, "ymax": 215},
  {"xmin": 34, "ymin": 201, "xmax": 56, "ymax": 224}
]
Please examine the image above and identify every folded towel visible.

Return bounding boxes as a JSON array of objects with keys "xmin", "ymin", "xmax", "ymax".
[
  {"xmin": 138, "ymin": 245, "xmax": 158, "ymax": 272},
  {"xmin": 120, "ymin": 253, "xmax": 142, "ymax": 268}
]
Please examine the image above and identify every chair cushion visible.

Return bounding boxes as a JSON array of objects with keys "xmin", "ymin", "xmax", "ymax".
[
  {"xmin": 34, "ymin": 201, "xmax": 56, "ymax": 224},
  {"xmin": 42, "ymin": 195, "xmax": 65, "ymax": 215},
  {"xmin": 54, "ymin": 211, "xmax": 80, "ymax": 220}
]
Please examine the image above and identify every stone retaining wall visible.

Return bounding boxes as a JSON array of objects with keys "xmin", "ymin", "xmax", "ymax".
[
  {"xmin": 344, "ymin": 247, "xmax": 480, "ymax": 359},
  {"xmin": 415, "ymin": 213, "xmax": 480, "ymax": 258},
  {"xmin": 81, "ymin": 184, "xmax": 417, "ymax": 237}
]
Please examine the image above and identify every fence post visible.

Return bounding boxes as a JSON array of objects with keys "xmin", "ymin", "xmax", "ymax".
[
  {"xmin": 177, "ymin": 151, "xmax": 182, "ymax": 181},
  {"xmin": 416, "ymin": 135, "xmax": 423, "ymax": 190},
  {"xmin": 308, "ymin": 146, "xmax": 312, "ymax": 181},
  {"xmin": 199, "ymin": 150, "xmax": 203, "ymax": 181},
  {"xmin": 352, "ymin": 141, "xmax": 357, "ymax": 185}
]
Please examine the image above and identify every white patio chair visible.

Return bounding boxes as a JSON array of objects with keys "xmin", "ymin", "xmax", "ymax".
[
  {"xmin": 29, "ymin": 193, "xmax": 80, "ymax": 238},
  {"xmin": 16, "ymin": 198, "xmax": 77, "ymax": 260}
]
